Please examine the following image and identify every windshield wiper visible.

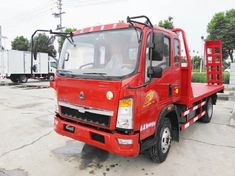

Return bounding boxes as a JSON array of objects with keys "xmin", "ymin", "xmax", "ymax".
[
  {"xmin": 83, "ymin": 72, "xmax": 110, "ymax": 79},
  {"xmin": 83, "ymin": 72, "xmax": 107, "ymax": 76}
]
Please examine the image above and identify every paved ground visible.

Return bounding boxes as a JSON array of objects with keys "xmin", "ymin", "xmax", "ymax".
[{"xmin": 0, "ymin": 80, "xmax": 235, "ymax": 176}]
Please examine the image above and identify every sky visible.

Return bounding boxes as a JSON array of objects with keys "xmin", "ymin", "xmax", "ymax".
[{"xmin": 0, "ymin": 0, "xmax": 234, "ymax": 55}]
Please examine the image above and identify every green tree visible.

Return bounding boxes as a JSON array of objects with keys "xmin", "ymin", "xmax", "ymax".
[
  {"xmin": 158, "ymin": 16, "xmax": 174, "ymax": 29},
  {"xmin": 32, "ymin": 33, "xmax": 56, "ymax": 57},
  {"xmin": 207, "ymin": 9, "xmax": 235, "ymax": 62},
  {"xmin": 191, "ymin": 55, "xmax": 201, "ymax": 70},
  {"xmin": 11, "ymin": 36, "xmax": 29, "ymax": 51},
  {"xmin": 58, "ymin": 28, "xmax": 77, "ymax": 51}
]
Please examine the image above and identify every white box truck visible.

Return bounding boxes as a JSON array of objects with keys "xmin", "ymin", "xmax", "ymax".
[{"xmin": 0, "ymin": 50, "xmax": 57, "ymax": 83}]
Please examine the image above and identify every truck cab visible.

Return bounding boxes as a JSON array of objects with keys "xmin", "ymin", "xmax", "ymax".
[{"xmin": 51, "ymin": 16, "xmax": 223, "ymax": 163}]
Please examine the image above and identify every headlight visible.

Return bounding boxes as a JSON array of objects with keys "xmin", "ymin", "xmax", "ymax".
[{"xmin": 116, "ymin": 97, "xmax": 133, "ymax": 129}]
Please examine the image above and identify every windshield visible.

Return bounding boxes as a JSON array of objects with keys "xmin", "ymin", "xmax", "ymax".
[
  {"xmin": 58, "ymin": 28, "xmax": 141, "ymax": 79},
  {"xmin": 50, "ymin": 61, "xmax": 57, "ymax": 68}
]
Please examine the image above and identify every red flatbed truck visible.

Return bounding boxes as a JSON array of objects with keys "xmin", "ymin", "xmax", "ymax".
[{"xmin": 50, "ymin": 16, "xmax": 224, "ymax": 163}]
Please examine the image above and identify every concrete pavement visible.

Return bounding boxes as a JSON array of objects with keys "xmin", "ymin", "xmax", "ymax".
[
  {"xmin": 0, "ymin": 81, "xmax": 235, "ymax": 176},
  {"xmin": 229, "ymin": 103, "xmax": 235, "ymax": 126}
]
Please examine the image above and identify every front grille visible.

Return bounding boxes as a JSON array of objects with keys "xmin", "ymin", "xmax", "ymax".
[{"xmin": 61, "ymin": 106, "xmax": 111, "ymax": 127}]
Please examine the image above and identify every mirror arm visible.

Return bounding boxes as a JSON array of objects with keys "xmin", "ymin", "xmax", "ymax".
[
  {"xmin": 30, "ymin": 29, "xmax": 72, "ymax": 76},
  {"xmin": 31, "ymin": 29, "xmax": 52, "ymax": 76}
]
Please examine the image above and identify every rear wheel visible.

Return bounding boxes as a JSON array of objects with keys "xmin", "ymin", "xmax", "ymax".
[
  {"xmin": 149, "ymin": 118, "xmax": 172, "ymax": 163},
  {"xmin": 200, "ymin": 97, "xmax": 213, "ymax": 123},
  {"xmin": 19, "ymin": 75, "xmax": 28, "ymax": 83}
]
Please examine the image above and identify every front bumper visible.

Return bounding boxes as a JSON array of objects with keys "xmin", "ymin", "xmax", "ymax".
[{"xmin": 54, "ymin": 116, "xmax": 140, "ymax": 157}]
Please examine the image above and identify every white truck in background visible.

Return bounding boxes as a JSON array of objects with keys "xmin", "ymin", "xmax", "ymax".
[{"xmin": 0, "ymin": 50, "xmax": 57, "ymax": 83}]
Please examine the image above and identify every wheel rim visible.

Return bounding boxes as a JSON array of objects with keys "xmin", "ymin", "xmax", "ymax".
[
  {"xmin": 161, "ymin": 127, "xmax": 171, "ymax": 154},
  {"xmin": 49, "ymin": 75, "xmax": 54, "ymax": 81},
  {"xmin": 22, "ymin": 77, "xmax": 27, "ymax": 82},
  {"xmin": 20, "ymin": 76, "xmax": 27, "ymax": 83},
  {"xmin": 207, "ymin": 99, "xmax": 213, "ymax": 118}
]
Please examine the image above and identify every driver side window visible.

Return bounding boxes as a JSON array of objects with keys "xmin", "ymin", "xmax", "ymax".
[
  {"xmin": 145, "ymin": 33, "xmax": 170, "ymax": 82},
  {"xmin": 152, "ymin": 35, "xmax": 170, "ymax": 70}
]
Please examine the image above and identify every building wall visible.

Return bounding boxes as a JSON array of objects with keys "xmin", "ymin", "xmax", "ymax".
[{"xmin": 230, "ymin": 63, "xmax": 235, "ymax": 85}]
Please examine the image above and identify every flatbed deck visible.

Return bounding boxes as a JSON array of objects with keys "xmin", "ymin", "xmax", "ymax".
[{"xmin": 191, "ymin": 83, "xmax": 224, "ymax": 103}]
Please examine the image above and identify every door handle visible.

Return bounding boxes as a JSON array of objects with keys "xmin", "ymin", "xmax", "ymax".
[{"xmin": 168, "ymin": 84, "xmax": 172, "ymax": 97}]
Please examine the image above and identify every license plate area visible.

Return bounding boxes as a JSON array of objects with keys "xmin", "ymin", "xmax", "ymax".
[
  {"xmin": 90, "ymin": 132, "xmax": 105, "ymax": 143},
  {"xmin": 64, "ymin": 124, "xmax": 75, "ymax": 133}
]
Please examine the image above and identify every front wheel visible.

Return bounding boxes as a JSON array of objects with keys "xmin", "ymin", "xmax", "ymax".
[
  {"xmin": 200, "ymin": 97, "xmax": 213, "ymax": 123},
  {"xmin": 149, "ymin": 118, "xmax": 172, "ymax": 163}
]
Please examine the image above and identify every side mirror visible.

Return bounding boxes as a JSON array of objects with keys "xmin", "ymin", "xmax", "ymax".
[
  {"xmin": 147, "ymin": 66, "xmax": 162, "ymax": 78},
  {"xmin": 152, "ymin": 33, "xmax": 164, "ymax": 61},
  {"xmin": 147, "ymin": 32, "xmax": 154, "ymax": 48},
  {"xmin": 33, "ymin": 51, "xmax": 37, "ymax": 60}
]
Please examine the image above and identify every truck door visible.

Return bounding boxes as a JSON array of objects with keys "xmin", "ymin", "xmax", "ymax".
[
  {"xmin": 171, "ymin": 38, "xmax": 181, "ymax": 100},
  {"xmin": 139, "ymin": 32, "xmax": 180, "ymax": 139}
]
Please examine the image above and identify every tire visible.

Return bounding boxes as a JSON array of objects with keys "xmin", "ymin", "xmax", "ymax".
[
  {"xmin": 149, "ymin": 118, "xmax": 172, "ymax": 163},
  {"xmin": 19, "ymin": 75, "xmax": 28, "ymax": 83},
  {"xmin": 49, "ymin": 74, "xmax": 54, "ymax": 81},
  {"xmin": 200, "ymin": 97, "xmax": 213, "ymax": 123},
  {"xmin": 10, "ymin": 77, "xmax": 18, "ymax": 83}
]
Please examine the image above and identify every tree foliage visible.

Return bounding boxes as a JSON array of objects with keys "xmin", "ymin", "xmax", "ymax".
[
  {"xmin": 158, "ymin": 16, "xmax": 174, "ymax": 29},
  {"xmin": 207, "ymin": 9, "xmax": 235, "ymax": 62},
  {"xmin": 32, "ymin": 33, "xmax": 56, "ymax": 57},
  {"xmin": 191, "ymin": 55, "xmax": 201, "ymax": 70},
  {"xmin": 58, "ymin": 28, "xmax": 77, "ymax": 51},
  {"xmin": 11, "ymin": 36, "xmax": 29, "ymax": 51}
]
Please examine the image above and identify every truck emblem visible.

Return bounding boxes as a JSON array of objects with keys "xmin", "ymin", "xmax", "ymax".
[
  {"xmin": 143, "ymin": 90, "xmax": 156, "ymax": 108},
  {"xmin": 79, "ymin": 91, "xmax": 85, "ymax": 100},
  {"xmin": 106, "ymin": 91, "xmax": 113, "ymax": 100}
]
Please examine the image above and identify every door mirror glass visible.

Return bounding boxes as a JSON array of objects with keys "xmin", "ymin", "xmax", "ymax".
[
  {"xmin": 152, "ymin": 33, "xmax": 164, "ymax": 61},
  {"xmin": 147, "ymin": 32, "xmax": 154, "ymax": 48}
]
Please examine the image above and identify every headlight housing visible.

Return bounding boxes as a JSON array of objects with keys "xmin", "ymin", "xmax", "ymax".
[{"xmin": 116, "ymin": 97, "xmax": 134, "ymax": 130}]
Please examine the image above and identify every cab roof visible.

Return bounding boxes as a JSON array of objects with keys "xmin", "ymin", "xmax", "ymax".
[{"xmin": 73, "ymin": 22, "xmax": 178, "ymax": 38}]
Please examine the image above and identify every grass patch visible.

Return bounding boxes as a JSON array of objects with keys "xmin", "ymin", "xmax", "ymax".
[{"xmin": 192, "ymin": 72, "xmax": 230, "ymax": 84}]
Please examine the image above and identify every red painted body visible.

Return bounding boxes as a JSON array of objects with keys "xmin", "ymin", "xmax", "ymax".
[
  {"xmin": 51, "ymin": 22, "xmax": 224, "ymax": 157},
  {"xmin": 54, "ymin": 116, "xmax": 140, "ymax": 157}
]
